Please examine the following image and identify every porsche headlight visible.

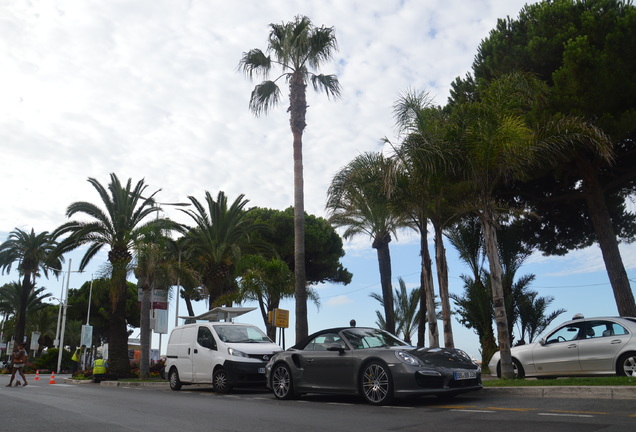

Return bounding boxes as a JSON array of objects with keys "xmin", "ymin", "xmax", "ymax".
[
  {"xmin": 395, "ymin": 350, "xmax": 420, "ymax": 366},
  {"xmin": 228, "ymin": 347, "xmax": 248, "ymax": 358}
]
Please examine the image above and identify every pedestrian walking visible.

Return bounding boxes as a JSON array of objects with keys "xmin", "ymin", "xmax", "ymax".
[{"xmin": 6, "ymin": 342, "xmax": 28, "ymax": 387}]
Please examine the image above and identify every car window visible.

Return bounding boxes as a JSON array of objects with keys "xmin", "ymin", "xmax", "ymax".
[
  {"xmin": 584, "ymin": 320, "xmax": 628, "ymax": 338},
  {"xmin": 197, "ymin": 326, "xmax": 216, "ymax": 349},
  {"xmin": 303, "ymin": 333, "xmax": 344, "ymax": 351},
  {"xmin": 213, "ymin": 325, "xmax": 272, "ymax": 343},
  {"xmin": 342, "ymin": 328, "xmax": 409, "ymax": 350},
  {"xmin": 545, "ymin": 323, "xmax": 583, "ymax": 344}
]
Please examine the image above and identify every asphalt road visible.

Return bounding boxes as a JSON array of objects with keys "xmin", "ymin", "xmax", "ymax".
[{"xmin": 1, "ymin": 374, "xmax": 635, "ymax": 432}]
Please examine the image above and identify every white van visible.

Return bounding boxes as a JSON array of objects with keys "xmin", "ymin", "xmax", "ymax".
[{"xmin": 165, "ymin": 307, "xmax": 282, "ymax": 393}]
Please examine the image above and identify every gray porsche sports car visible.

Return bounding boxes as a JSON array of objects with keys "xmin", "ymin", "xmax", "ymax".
[{"xmin": 265, "ymin": 327, "xmax": 482, "ymax": 405}]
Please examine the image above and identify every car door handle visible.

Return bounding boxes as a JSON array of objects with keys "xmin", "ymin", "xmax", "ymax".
[
  {"xmin": 306, "ymin": 358, "xmax": 314, "ymax": 363},
  {"xmin": 567, "ymin": 344, "xmax": 577, "ymax": 349},
  {"xmin": 610, "ymin": 340, "xmax": 622, "ymax": 344}
]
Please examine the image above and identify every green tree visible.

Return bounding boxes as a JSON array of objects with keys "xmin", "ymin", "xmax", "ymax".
[
  {"xmin": 55, "ymin": 173, "xmax": 169, "ymax": 378},
  {"xmin": 389, "ymin": 89, "xmax": 468, "ymax": 348},
  {"xmin": 450, "ymin": 72, "xmax": 610, "ymax": 378},
  {"xmin": 469, "ymin": 0, "xmax": 636, "ymax": 317},
  {"xmin": 447, "ymin": 218, "xmax": 496, "ymax": 368},
  {"xmin": 244, "ymin": 207, "xmax": 352, "ymax": 286},
  {"xmin": 231, "ymin": 254, "xmax": 296, "ymax": 340},
  {"xmin": 180, "ymin": 191, "xmax": 267, "ymax": 308},
  {"xmin": 239, "ymin": 15, "xmax": 342, "ymax": 342},
  {"xmin": 0, "ymin": 228, "xmax": 62, "ymax": 344},
  {"xmin": 133, "ymin": 228, "xmax": 178, "ymax": 379},
  {"xmin": 0, "ymin": 282, "xmax": 52, "ymax": 348},
  {"xmin": 371, "ymin": 277, "xmax": 421, "ymax": 345},
  {"xmin": 66, "ymin": 278, "xmax": 140, "ymax": 348},
  {"xmin": 327, "ymin": 152, "xmax": 413, "ymax": 335},
  {"xmin": 515, "ymin": 290, "xmax": 566, "ymax": 345}
]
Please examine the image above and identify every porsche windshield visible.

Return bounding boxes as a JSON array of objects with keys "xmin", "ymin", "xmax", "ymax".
[{"xmin": 342, "ymin": 328, "xmax": 410, "ymax": 349}]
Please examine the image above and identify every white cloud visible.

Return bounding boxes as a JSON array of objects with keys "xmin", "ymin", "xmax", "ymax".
[{"xmin": 0, "ymin": 0, "xmax": 535, "ymax": 233}]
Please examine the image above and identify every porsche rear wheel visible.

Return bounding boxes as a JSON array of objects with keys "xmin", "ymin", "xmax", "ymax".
[
  {"xmin": 360, "ymin": 361, "xmax": 393, "ymax": 405},
  {"xmin": 271, "ymin": 363, "xmax": 296, "ymax": 400}
]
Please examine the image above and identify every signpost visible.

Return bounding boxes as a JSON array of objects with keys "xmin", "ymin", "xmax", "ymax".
[{"xmin": 269, "ymin": 308, "xmax": 289, "ymax": 349}]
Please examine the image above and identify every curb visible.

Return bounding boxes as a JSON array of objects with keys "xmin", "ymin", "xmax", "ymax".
[
  {"xmin": 99, "ymin": 380, "xmax": 169, "ymax": 387},
  {"xmin": 484, "ymin": 385, "xmax": 636, "ymax": 400}
]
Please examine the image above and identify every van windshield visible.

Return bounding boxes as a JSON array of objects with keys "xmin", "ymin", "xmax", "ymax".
[{"xmin": 213, "ymin": 325, "xmax": 272, "ymax": 343}]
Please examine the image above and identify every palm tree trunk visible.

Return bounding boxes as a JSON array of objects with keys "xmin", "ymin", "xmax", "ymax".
[
  {"xmin": 434, "ymin": 225, "xmax": 454, "ymax": 348},
  {"xmin": 373, "ymin": 234, "xmax": 395, "ymax": 335},
  {"xmin": 418, "ymin": 224, "xmax": 439, "ymax": 348},
  {"xmin": 16, "ymin": 274, "xmax": 32, "ymax": 344},
  {"xmin": 290, "ymin": 71, "xmax": 308, "ymax": 343},
  {"xmin": 481, "ymin": 209, "xmax": 513, "ymax": 379},
  {"xmin": 109, "ymin": 293, "xmax": 132, "ymax": 378},
  {"xmin": 578, "ymin": 157, "xmax": 636, "ymax": 317}
]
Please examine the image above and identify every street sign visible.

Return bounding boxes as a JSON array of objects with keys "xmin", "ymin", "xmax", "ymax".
[
  {"xmin": 81, "ymin": 324, "xmax": 93, "ymax": 347},
  {"xmin": 274, "ymin": 309, "xmax": 289, "ymax": 328}
]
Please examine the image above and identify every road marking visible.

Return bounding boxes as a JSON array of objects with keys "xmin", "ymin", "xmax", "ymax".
[
  {"xmin": 487, "ymin": 407, "xmax": 537, "ymax": 412},
  {"xmin": 538, "ymin": 413, "xmax": 594, "ymax": 418},
  {"xmin": 451, "ymin": 409, "xmax": 496, "ymax": 413},
  {"xmin": 548, "ymin": 410, "xmax": 608, "ymax": 415}
]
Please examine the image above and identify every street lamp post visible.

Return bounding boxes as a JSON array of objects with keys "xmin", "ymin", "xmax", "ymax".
[{"xmin": 56, "ymin": 259, "xmax": 72, "ymax": 374}]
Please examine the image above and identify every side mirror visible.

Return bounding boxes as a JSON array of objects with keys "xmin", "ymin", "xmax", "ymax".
[
  {"xmin": 327, "ymin": 344, "xmax": 346, "ymax": 354},
  {"xmin": 539, "ymin": 338, "xmax": 546, "ymax": 346}
]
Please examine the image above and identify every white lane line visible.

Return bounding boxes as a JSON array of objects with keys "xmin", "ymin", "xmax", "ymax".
[{"xmin": 538, "ymin": 413, "xmax": 594, "ymax": 418}]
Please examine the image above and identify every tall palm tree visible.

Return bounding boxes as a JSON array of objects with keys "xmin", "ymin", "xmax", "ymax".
[
  {"xmin": 389, "ymin": 90, "xmax": 465, "ymax": 348},
  {"xmin": 239, "ymin": 15, "xmax": 342, "ymax": 342},
  {"xmin": 453, "ymin": 72, "xmax": 612, "ymax": 378},
  {"xmin": 180, "ymin": 191, "xmax": 267, "ymax": 309},
  {"xmin": 55, "ymin": 173, "xmax": 171, "ymax": 378},
  {"xmin": 326, "ymin": 152, "xmax": 413, "ymax": 334},
  {"xmin": 0, "ymin": 228, "xmax": 62, "ymax": 344}
]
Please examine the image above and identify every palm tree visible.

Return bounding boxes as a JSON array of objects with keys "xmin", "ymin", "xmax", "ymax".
[
  {"xmin": 231, "ymin": 254, "xmax": 295, "ymax": 340},
  {"xmin": 239, "ymin": 15, "xmax": 342, "ymax": 342},
  {"xmin": 447, "ymin": 218, "xmax": 495, "ymax": 368},
  {"xmin": 389, "ymin": 90, "xmax": 466, "ymax": 348},
  {"xmin": 452, "ymin": 72, "xmax": 612, "ymax": 378},
  {"xmin": 371, "ymin": 277, "xmax": 421, "ymax": 344},
  {"xmin": 133, "ymin": 228, "xmax": 179, "ymax": 379},
  {"xmin": 54, "ymin": 173, "xmax": 171, "ymax": 378},
  {"xmin": 180, "ymin": 191, "xmax": 267, "ymax": 309},
  {"xmin": 0, "ymin": 228, "xmax": 62, "ymax": 344},
  {"xmin": 326, "ymin": 152, "xmax": 413, "ymax": 334},
  {"xmin": 28, "ymin": 306, "xmax": 58, "ymax": 355}
]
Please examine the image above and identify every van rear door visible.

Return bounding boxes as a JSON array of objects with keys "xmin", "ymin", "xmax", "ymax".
[{"xmin": 176, "ymin": 326, "xmax": 196, "ymax": 381}]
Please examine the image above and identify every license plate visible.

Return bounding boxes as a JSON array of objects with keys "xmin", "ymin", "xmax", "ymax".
[
  {"xmin": 454, "ymin": 371, "xmax": 477, "ymax": 380},
  {"xmin": 258, "ymin": 368, "xmax": 265, "ymax": 374}
]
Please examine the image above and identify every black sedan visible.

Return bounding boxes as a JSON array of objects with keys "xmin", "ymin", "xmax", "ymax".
[{"xmin": 265, "ymin": 327, "xmax": 482, "ymax": 405}]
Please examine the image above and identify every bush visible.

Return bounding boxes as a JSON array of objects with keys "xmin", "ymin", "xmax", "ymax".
[{"xmin": 34, "ymin": 348, "xmax": 73, "ymax": 372}]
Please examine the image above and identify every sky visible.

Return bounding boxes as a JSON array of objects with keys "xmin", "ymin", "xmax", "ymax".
[{"xmin": 1, "ymin": 0, "xmax": 635, "ymax": 360}]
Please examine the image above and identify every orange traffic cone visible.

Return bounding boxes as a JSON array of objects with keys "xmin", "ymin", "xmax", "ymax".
[
  {"xmin": 33, "ymin": 370, "xmax": 40, "ymax": 381},
  {"xmin": 49, "ymin": 373, "xmax": 56, "ymax": 384}
]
